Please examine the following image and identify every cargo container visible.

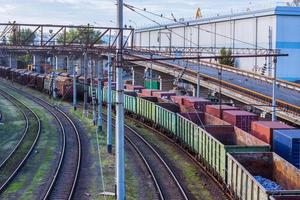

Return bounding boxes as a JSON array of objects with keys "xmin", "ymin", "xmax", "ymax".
[
  {"xmin": 144, "ymin": 79, "xmax": 160, "ymax": 90},
  {"xmin": 55, "ymin": 76, "xmax": 73, "ymax": 100},
  {"xmin": 23, "ymin": 71, "xmax": 33, "ymax": 85},
  {"xmin": 36, "ymin": 74, "xmax": 46, "ymax": 91},
  {"xmin": 15, "ymin": 69, "xmax": 26, "ymax": 84},
  {"xmin": 205, "ymin": 104, "xmax": 239, "ymax": 118},
  {"xmin": 152, "ymin": 91, "xmax": 176, "ymax": 100},
  {"xmin": 43, "ymin": 74, "xmax": 52, "ymax": 93},
  {"xmin": 28, "ymin": 72, "xmax": 39, "ymax": 88},
  {"xmin": 273, "ymin": 129, "xmax": 300, "ymax": 168},
  {"xmin": 156, "ymin": 102, "xmax": 180, "ymax": 113},
  {"xmin": 181, "ymin": 96, "xmax": 212, "ymax": 112},
  {"xmin": 4, "ymin": 67, "xmax": 12, "ymax": 79},
  {"xmin": 137, "ymin": 93, "xmax": 158, "ymax": 102},
  {"xmin": 223, "ymin": 110, "xmax": 259, "ymax": 132},
  {"xmin": 59, "ymin": 72, "xmax": 70, "ymax": 77},
  {"xmin": 179, "ymin": 112, "xmax": 204, "ymax": 126},
  {"xmin": 141, "ymin": 89, "xmax": 160, "ymax": 96},
  {"xmin": 124, "ymin": 84, "xmax": 144, "ymax": 93},
  {"xmin": 251, "ymin": 121, "xmax": 294, "ymax": 145},
  {"xmin": 124, "ymin": 91, "xmax": 137, "ymax": 97},
  {"xmin": 171, "ymin": 95, "xmax": 185, "ymax": 105},
  {"xmin": 0, "ymin": 66, "xmax": 6, "ymax": 78},
  {"xmin": 227, "ymin": 152, "xmax": 300, "ymax": 200}
]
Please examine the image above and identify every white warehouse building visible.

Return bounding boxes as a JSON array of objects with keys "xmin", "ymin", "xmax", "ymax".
[{"xmin": 134, "ymin": 6, "xmax": 300, "ymax": 82}]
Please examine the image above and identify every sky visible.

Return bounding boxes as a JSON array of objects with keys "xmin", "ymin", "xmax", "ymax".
[{"xmin": 0, "ymin": 0, "xmax": 292, "ymax": 28}]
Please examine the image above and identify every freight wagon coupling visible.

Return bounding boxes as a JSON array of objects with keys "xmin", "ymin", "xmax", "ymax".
[{"xmin": 227, "ymin": 152, "xmax": 300, "ymax": 200}]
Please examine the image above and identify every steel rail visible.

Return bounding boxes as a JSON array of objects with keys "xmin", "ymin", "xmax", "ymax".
[
  {"xmin": 0, "ymin": 87, "xmax": 41, "ymax": 193},
  {"xmin": 0, "ymin": 92, "xmax": 29, "ymax": 168},
  {"xmin": 0, "ymin": 81, "xmax": 81, "ymax": 200},
  {"xmin": 128, "ymin": 116, "xmax": 233, "ymax": 200},
  {"xmin": 102, "ymin": 115, "xmax": 164, "ymax": 200},
  {"xmin": 124, "ymin": 124, "xmax": 189, "ymax": 200}
]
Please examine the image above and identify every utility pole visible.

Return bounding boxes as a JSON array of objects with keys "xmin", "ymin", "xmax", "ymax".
[
  {"xmin": 91, "ymin": 59, "xmax": 97, "ymax": 125},
  {"xmin": 107, "ymin": 55, "xmax": 112, "ymax": 153},
  {"xmin": 196, "ymin": 65, "xmax": 200, "ymax": 98},
  {"xmin": 98, "ymin": 59, "xmax": 103, "ymax": 132},
  {"xmin": 116, "ymin": 0, "xmax": 125, "ymax": 199},
  {"xmin": 218, "ymin": 63, "xmax": 223, "ymax": 119},
  {"xmin": 83, "ymin": 53, "xmax": 88, "ymax": 117},
  {"xmin": 150, "ymin": 54, "xmax": 153, "ymax": 89},
  {"xmin": 268, "ymin": 26, "xmax": 273, "ymax": 77},
  {"xmin": 73, "ymin": 59, "xmax": 77, "ymax": 110},
  {"xmin": 272, "ymin": 57, "xmax": 277, "ymax": 121}
]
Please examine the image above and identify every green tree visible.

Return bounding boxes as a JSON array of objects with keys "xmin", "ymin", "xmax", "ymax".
[
  {"xmin": 219, "ymin": 47, "xmax": 235, "ymax": 67},
  {"xmin": 8, "ymin": 27, "xmax": 36, "ymax": 45},
  {"xmin": 56, "ymin": 27, "xmax": 103, "ymax": 45},
  {"xmin": 17, "ymin": 54, "xmax": 32, "ymax": 69}
]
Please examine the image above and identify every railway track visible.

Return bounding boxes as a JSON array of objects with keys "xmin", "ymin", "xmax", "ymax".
[
  {"xmin": 128, "ymin": 116, "xmax": 233, "ymax": 200},
  {"xmin": 0, "ymin": 88, "xmax": 41, "ymax": 193},
  {"xmin": 103, "ymin": 114, "xmax": 188, "ymax": 200},
  {"xmin": 0, "ymin": 82, "xmax": 81, "ymax": 200}
]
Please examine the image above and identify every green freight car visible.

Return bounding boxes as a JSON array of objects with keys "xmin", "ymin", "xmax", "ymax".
[
  {"xmin": 144, "ymin": 80, "xmax": 160, "ymax": 90},
  {"xmin": 103, "ymin": 87, "xmax": 116, "ymax": 105},
  {"xmin": 136, "ymin": 97, "xmax": 156, "ymax": 121},
  {"xmin": 124, "ymin": 94, "xmax": 137, "ymax": 113},
  {"xmin": 154, "ymin": 106, "xmax": 176, "ymax": 134},
  {"xmin": 227, "ymin": 152, "xmax": 300, "ymax": 200},
  {"xmin": 176, "ymin": 114, "xmax": 270, "ymax": 180}
]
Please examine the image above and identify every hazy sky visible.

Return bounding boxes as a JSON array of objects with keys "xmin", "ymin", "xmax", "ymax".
[{"xmin": 0, "ymin": 0, "xmax": 290, "ymax": 27}]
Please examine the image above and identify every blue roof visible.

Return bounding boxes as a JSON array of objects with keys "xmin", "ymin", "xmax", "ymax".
[
  {"xmin": 274, "ymin": 129, "xmax": 300, "ymax": 139},
  {"xmin": 136, "ymin": 6, "xmax": 300, "ymax": 32}
]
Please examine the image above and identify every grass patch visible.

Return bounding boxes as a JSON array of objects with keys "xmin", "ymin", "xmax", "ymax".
[
  {"xmin": 125, "ymin": 119, "xmax": 214, "ymax": 200},
  {"xmin": 0, "ymin": 86, "xmax": 60, "ymax": 199}
]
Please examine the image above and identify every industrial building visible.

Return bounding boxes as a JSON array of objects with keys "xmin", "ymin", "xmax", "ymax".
[{"xmin": 135, "ymin": 6, "xmax": 300, "ymax": 81}]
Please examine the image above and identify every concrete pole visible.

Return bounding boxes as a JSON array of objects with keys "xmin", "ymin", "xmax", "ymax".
[
  {"xmin": 107, "ymin": 55, "xmax": 113, "ymax": 153},
  {"xmin": 98, "ymin": 59, "xmax": 103, "ymax": 132},
  {"xmin": 73, "ymin": 60, "xmax": 77, "ymax": 111},
  {"xmin": 196, "ymin": 65, "xmax": 200, "ymax": 98},
  {"xmin": 55, "ymin": 56, "xmax": 58, "ymax": 71},
  {"xmin": 66, "ymin": 56, "xmax": 70, "ymax": 72},
  {"xmin": 268, "ymin": 26, "xmax": 273, "ymax": 77},
  {"xmin": 116, "ymin": 0, "xmax": 125, "ymax": 199},
  {"xmin": 150, "ymin": 55, "xmax": 153, "ymax": 89},
  {"xmin": 83, "ymin": 53, "xmax": 88, "ymax": 117},
  {"xmin": 9, "ymin": 55, "xmax": 12, "ymax": 68},
  {"xmin": 131, "ymin": 67, "xmax": 135, "ymax": 85},
  {"xmin": 272, "ymin": 57, "xmax": 277, "ymax": 121},
  {"xmin": 91, "ymin": 59, "xmax": 97, "ymax": 126},
  {"xmin": 159, "ymin": 75, "xmax": 162, "ymax": 91},
  {"xmin": 33, "ymin": 55, "xmax": 36, "ymax": 71},
  {"xmin": 52, "ymin": 72, "xmax": 57, "ymax": 99}
]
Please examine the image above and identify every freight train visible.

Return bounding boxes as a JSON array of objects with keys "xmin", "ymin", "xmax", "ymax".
[{"xmin": 0, "ymin": 66, "xmax": 299, "ymax": 200}]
